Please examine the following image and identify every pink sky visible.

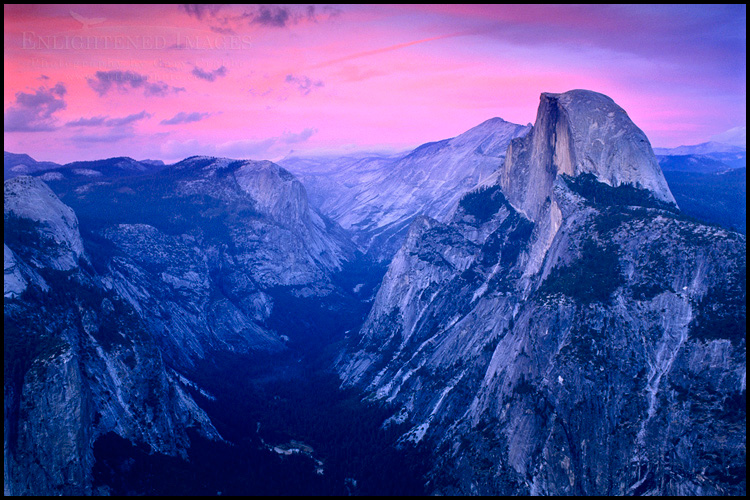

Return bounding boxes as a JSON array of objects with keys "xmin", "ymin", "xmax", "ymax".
[{"xmin": 4, "ymin": 4, "xmax": 746, "ymax": 163}]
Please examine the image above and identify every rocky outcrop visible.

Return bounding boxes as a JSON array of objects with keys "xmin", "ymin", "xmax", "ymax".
[
  {"xmin": 339, "ymin": 90, "xmax": 745, "ymax": 495},
  {"xmin": 502, "ymin": 90, "xmax": 675, "ymax": 223},
  {"xmin": 4, "ymin": 176, "xmax": 85, "ymax": 270},
  {"xmin": 4, "ymin": 178, "xmax": 220, "ymax": 495}
]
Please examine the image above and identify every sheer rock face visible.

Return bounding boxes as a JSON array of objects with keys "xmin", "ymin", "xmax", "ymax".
[
  {"xmin": 502, "ymin": 90, "xmax": 676, "ymax": 223},
  {"xmin": 4, "ymin": 176, "xmax": 85, "ymax": 271},
  {"xmin": 339, "ymin": 91, "xmax": 745, "ymax": 495},
  {"xmin": 4, "ymin": 179, "xmax": 219, "ymax": 496},
  {"xmin": 234, "ymin": 160, "xmax": 309, "ymax": 222}
]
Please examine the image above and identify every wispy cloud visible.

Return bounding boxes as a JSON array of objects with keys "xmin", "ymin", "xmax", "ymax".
[
  {"xmin": 284, "ymin": 74, "xmax": 324, "ymax": 96},
  {"xmin": 160, "ymin": 111, "xmax": 211, "ymax": 125},
  {"xmin": 4, "ymin": 82, "xmax": 67, "ymax": 132},
  {"xmin": 70, "ymin": 131, "xmax": 135, "ymax": 144},
  {"xmin": 66, "ymin": 111, "xmax": 152, "ymax": 128},
  {"xmin": 161, "ymin": 126, "xmax": 318, "ymax": 160},
  {"xmin": 281, "ymin": 128, "xmax": 317, "ymax": 144},
  {"xmin": 250, "ymin": 5, "xmax": 290, "ymax": 27},
  {"xmin": 711, "ymin": 126, "xmax": 747, "ymax": 148},
  {"xmin": 308, "ymin": 32, "xmax": 469, "ymax": 70},
  {"xmin": 191, "ymin": 65, "xmax": 227, "ymax": 82},
  {"xmin": 66, "ymin": 116, "xmax": 107, "ymax": 127},
  {"xmin": 179, "ymin": 4, "xmax": 340, "ymax": 32},
  {"xmin": 178, "ymin": 4, "xmax": 223, "ymax": 20},
  {"xmin": 105, "ymin": 111, "xmax": 152, "ymax": 127},
  {"xmin": 87, "ymin": 70, "xmax": 185, "ymax": 97},
  {"xmin": 66, "ymin": 110, "xmax": 152, "ymax": 147}
]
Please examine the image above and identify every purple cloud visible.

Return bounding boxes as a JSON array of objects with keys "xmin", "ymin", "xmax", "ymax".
[
  {"xmin": 247, "ymin": 5, "xmax": 340, "ymax": 27},
  {"xmin": 251, "ymin": 5, "xmax": 290, "ymax": 27},
  {"xmin": 179, "ymin": 4, "xmax": 224, "ymax": 20},
  {"xmin": 285, "ymin": 74, "xmax": 324, "ymax": 96},
  {"xmin": 66, "ymin": 111, "xmax": 151, "ymax": 128},
  {"xmin": 4, "ymin": 82, "xmax": 67, "ymax": 132},
  {"xmin": 87, "ymin": 70, "xmax": 185, "ymax": 97},
  {"xmin": 70, "ymin": 131, "xmax": 135, "ymax": 144},
  {"xmin": 179, "ymin": 4, "xmax": 340, "ymax": 33},
  {"xmin": 104, "ymin": 111, "xmax": 152, "ymax": 127},
  {"xmin": 191, "ymin": 65, "xmax": 228, "ymax": 82},
  {"xmin": 281, "ymin": 128, "xmax": 317, "ymax": 144},
  {"xmin": 160, "ymin": 111, "xmax": 211, "ymax": 125},
  {"xmin": 65, "ymin": 116, "xmax": 107, "ymax": 127}
]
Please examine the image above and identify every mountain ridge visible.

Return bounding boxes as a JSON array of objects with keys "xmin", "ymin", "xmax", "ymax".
[
  {"xmin": 3, "ymin": 89, "xmax": 746, "ymax": 496},
  {"xmin": 280, "ymin": 116, "xmax": 532, "ymax": 260},
  {"xmin": 338, "ymin": 89, "xmax": 745, "ymax": 495}
]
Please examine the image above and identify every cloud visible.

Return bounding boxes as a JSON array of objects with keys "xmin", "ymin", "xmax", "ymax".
[
  {"xmin": 4, "ymin": 82, "xmax": 67, "ymax": 132},
  {"xmin": 215, "ymin": 138, "xmax": 278, "ymax": 158},
  {"xmin": 65, "ymin": 116, "xmax": 107, "ymax": 127},
  {"xmin": 66, "ymin": 110, "xmax": 151, "ymax": 146},
  {"xmin": 70, "ymin": 131, "xmax": 135, "ymax": 144},
  {"xmin": 281, "ymin": 128, "xmax": 317, "ymax": 144},
  {"xmin": 160, "ymin": 127, "xmax": 318, "ymax": 160},
  {"xmin": 87, "ymin": 70, "xmax": 185, "ymax": 97},
  {"xmin": 178, "ymin": 4, "xmax": 340, "ymax": 32},
  {"xmin": 246, "ymin": 4, "xmax": 340, "ymax": 27},
  {"xmin": 65, "ymin": 111, "xmax": 152, "ymax": 128},
  {"xmin": 191, "ymin": 65, "xmax": 228, "ymax": 82},
  {"xmin": 160, "ymin": 111, "xmax": 211, "ymax": 125},
  {"xmin": 250, "ymin": 5, "xmax": 291, "ymax": 27},
  {"xmin": 104, "ymin": 111, "xmax": 152, "ymax": 127},
  {"xmin": 284, "ymin": 74, "xmax": 324, "ymax": 96},
  {"xmin": 179, "ymin": 4, "xmax": 224, "ymax": 20},
  {"xmin": 710, "ymin": 126, "xmax": 747, "ymax": 148},
  {"xmin": 210, "ymin": 25, "xmax": 235, "ymax": 35}
]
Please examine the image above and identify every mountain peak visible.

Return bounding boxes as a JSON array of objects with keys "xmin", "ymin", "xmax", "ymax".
[
  {"xmin": 654, "ymin": 141, "xmax": 747, "ymax": 156},
  {"xmin": 501, "ymin": 89, "xmax": 676, "ymax": 221},
  {"xmin": 541, "ymin": 88, "xmax": 617, "ymax": 106},
  {"xmin": 449, "ymin": 117, "xmax": 531, "ymax": 157}
]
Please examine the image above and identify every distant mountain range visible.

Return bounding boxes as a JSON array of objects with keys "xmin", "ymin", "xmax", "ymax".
[
  {"xmin": 3, "ymin": 91, "xmax": 746, "ymax": 496},
  {"xmin": 4, "ymin": 151, "xmax": 62, "ymax": 178},
  {"xmin": 279, "ymin": 118, "xmax": 531, "ymax": 260},
  {"xmin": 3, "ymin": 153, "xmax": 166, "ymax": 181},
  {"xmin": 649, "ymin": 145, "xmax": 746, "ymax": 233},
  {"xmin": 653, "ymin": 141, "xmax": 745, "ymax": 156}
]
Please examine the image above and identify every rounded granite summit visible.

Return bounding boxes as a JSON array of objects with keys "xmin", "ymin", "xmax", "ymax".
[{"xmin": 502, "ymin": 89, "xmax": 676, "ymax": 222}]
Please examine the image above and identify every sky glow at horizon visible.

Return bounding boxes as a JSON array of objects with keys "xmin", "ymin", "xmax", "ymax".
[{"xmin": 3, "ymin": 4, "xmax": 747, "ymax": 163}]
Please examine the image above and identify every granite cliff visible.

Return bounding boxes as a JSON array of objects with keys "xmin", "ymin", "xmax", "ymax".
[{"xmin": 339, "ymin": 90, "xmax": 745, "ymax": 495}]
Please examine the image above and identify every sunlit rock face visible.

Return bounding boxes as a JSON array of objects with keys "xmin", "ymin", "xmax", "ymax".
[
  {"xmin": 339, "ymin": 90, "xmax": 745, "ymax": 496},
  {"xmin": 502, "ymin": 90, "xmax": 676, "ymax": 223}
]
